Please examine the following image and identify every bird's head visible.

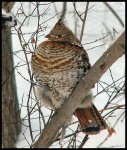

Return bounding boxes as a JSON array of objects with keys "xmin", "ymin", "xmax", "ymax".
[{"xmin": 45, "ymin": 19, "xmax": 81, "ymax": 47}]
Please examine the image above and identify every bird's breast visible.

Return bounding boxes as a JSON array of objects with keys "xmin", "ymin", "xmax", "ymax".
[{"xmin": 31, "ymin": 41, "xmax": 85, "ymax": 86}]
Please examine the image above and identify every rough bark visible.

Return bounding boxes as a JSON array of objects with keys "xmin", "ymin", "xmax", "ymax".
[{"xmin": 2, "ymin": 2, "xmax": 21, "ymax": 148}]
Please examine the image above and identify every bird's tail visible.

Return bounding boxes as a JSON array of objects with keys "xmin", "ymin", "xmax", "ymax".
[{"xmin": 74, "ymin": 104, "xmax": 108, "ymax": 135}]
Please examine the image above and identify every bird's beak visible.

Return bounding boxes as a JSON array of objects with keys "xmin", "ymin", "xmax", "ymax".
[{"xmin": 45, "ymin": 34, "xmax": 50, "ymax": 38}]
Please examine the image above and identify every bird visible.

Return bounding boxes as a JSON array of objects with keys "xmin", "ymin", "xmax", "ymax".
[{"xmin": 31, "ymin": 19, "xmax": 108, "ymax": 135}]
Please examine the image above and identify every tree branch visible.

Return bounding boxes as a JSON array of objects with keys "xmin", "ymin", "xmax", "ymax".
[
  {"xmin": 60, "ymin": 2, "xmax": 67, "ymax": 20},
  {"xmin": 33, "ymin": 27, "xmax": 125, "ymax": 148},
  {"xmin": 80, "ymin": 2, "xmax": 89, "ymax": 42},
  {"xmin": 103, "ymin": 2, "xmax": 124, "ymax": 27}
]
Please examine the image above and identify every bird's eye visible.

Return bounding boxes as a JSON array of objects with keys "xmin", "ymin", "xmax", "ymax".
[{"xmin": 57, "ymin": 34, "xmax": 62, "ymax": 37}]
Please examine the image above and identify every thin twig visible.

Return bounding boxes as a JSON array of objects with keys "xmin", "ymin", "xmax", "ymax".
[
  {"xmin": 82, "ymin": 34, "xmax": 109, "ymax": 45},
  {"xmin": 96, "ymin": 111, "xmax": 125, "ymax": 148},
  {"xmin": 60, "ymin": 2, "xmax": 67, "ymax": 20},
  {"xmin": 103, "ymin": 2, "xmax": 124, "ymax": 27},
  {"xmin": 78, "ymin": 135, "xmax": 89, "ymax": 148},
  {"xmin": 27, "ymin": 84, "xmax": 34, "ymax": 144},
  {"xmin": 53, "ymin": 3, "xmax": 59, "ymax": 19},
  {"xmin": 73, "ymin": 2, "xmax": 83, "ymax": 21},
  {"xmin": 99, "ymin": 104, "xmax": 125, "ymax": 112},
  {"xmin": 80, "ymin": 2, "xmax": 89, "ymax": 42},
  {"xmin": 86, "ymin": 43, "xmax": 106, "ymax": 51}
]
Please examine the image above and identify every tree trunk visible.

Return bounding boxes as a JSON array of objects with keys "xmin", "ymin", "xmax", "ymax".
[{"xmin": 2, "ymin": 24, "xmax": 21, "ymax": 148}]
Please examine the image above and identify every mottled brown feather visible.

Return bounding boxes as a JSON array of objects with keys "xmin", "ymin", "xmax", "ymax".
[{"xmin": 31, "ymin": 19, "xmax": 108, "ymax": 135}]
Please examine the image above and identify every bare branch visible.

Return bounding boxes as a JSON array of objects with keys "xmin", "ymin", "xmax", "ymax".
[
  {"xmin": 33, "ymin": 27, "xmax": 125, "ymax": 148},
  {"xmin": 80, "ymin": 2, "xmax": 89, "ymax": 42},
  {"xmin": 73, "ymin": 2, "xmax": 83, "ymax": 21},
  {"xmin": 99, "ymin": 104, "xmax": 125, "ymax": 112},
  {"xmin": 60, "ymin": 2, "xmax": 67, "ymax": 20},
  {"xmin": 83, "ymin": 34, "xmax": 109, "ymax": 45},
  {"xmin": 78, "ymin": 135, "xmax": 89, "ymax": 148},
  {"xmin": 96, "ymin": 111, "xmax": 125, "ymax": 148},
  {"xmin": 103, "ymin": 2, "xmax": 124, "ymax": 27}
]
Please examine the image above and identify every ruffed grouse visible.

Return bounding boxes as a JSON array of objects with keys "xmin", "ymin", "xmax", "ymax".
[{"xmin": 31, "ymin": 19, "xmax": 108, "ymax": 135}]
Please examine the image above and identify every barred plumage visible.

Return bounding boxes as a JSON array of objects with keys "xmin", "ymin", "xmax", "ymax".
[
  {"xmin": 31, "ymin": 40, "xmax": 90, "ymax": 109},
  {"xmin": 31, "ymin": 19, "xmax": 108, "ymax": 135}
]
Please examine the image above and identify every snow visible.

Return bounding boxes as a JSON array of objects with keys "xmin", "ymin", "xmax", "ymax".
[{"xmin": 10, "ymin": 2, "xmax": 125, "ymax": 148}]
